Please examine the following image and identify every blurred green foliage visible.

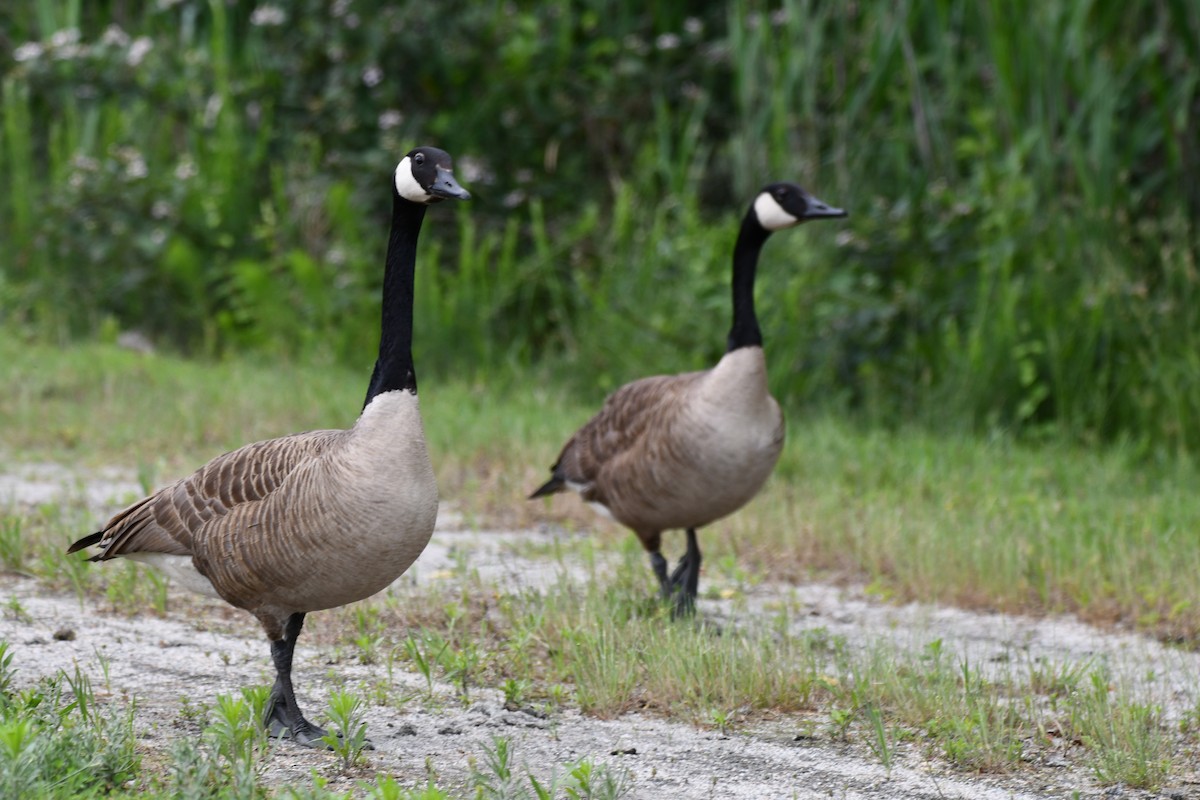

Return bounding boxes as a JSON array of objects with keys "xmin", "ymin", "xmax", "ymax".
[{"xmin": 1, "ymin": 0, "xmax": 1198, "ymax": 452}]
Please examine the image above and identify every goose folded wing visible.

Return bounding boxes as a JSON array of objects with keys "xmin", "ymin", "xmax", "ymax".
[
  {"xmin": 552, "ymin": 372, "xmax": 703, "ymax": 490},
  {"xmin": 84, "ymin": 429, "xmax": 347, "ymax": 561}
]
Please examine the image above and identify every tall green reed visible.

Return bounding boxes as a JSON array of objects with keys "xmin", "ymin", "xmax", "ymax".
[{"xmin": 2, "ymin": 0, "xmax": 1198, "ymax": 450}]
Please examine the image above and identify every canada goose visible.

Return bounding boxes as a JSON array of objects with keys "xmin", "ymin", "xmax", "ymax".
[
  {"xmin": 67, "ymin": 146, "xmax": 470, "ymax": 746},
  {"xmin": 529, "ymin": 182, "xmax": 845, "ymax": 615}
]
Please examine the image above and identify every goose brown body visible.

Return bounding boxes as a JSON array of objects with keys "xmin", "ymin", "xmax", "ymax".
[
  {"xmin": 68, "ymin": 145, "xmax": 469, "ymax": 746},
  {"xmin": 550, "ymin": 347, "xmax": 783, "ymax": 554},
  {"xmin": 530, "ymin": 181, "xmax": 845, "ymax": 613},
  {"xmin": 81, "ymin": 393, "xmax": 436, "ymax": 640}
]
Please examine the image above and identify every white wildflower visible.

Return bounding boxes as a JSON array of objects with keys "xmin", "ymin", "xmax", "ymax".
[
  {"xmin": 377, "ymin": 109, "xmax": 403, "ymax": 130},
  {"xmin": 332, "ymin": 0, "xmax": 352, "ymax": 18},
  {"xmin": 120, "ymin": 149, "xmax": 148, "ymax": 181},
  {"xmin": 71, "ymin": 154, "xmax": 100, "ymax": 171},
  {"xmin": 53, "ymin": 43, "xmax": 86, "ymax": 61},
  {"xmin": 684, "ymin": 17, "xmax": 703, "ymax": 35},
  {"xmin": 127, "ymin": 36, "xmax": 153, "ymax": 66},
  {"xmin": 655, "ymin": 33, "xmax": 681, "ymax": 51},
  {"xmin": 362, "ymin": 66, "xmax": 383, "ymax": 87},
  {"xmin": 502, "ymin": 189, "xmax": 526, "ymax": 209},
  {"xmin": 13, "ymin": 42, "xmax": 44, "ymax": 62},
  {"xmin": 250, "ymin": 5, "xmax": 287, "ymax": 27},
  {"xmin": 101, "ymin": 24, "xmax": 131, "ymax": 48},
  {"xmin": 174, "ymin": 158, "xmax": 198, "ymax": 181},
  {"xmin": 151, "ymin": 200, "xmax": 172, "ymax": 219},
  {"xmin": 203, "ymin": 94, "xmax": 223, "ymax": 127},
  {"xmin": 49, "ymin": 28, "xmax": 81, "ymax": 48}
]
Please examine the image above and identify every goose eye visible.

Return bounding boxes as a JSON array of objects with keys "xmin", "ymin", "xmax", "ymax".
[{"xmin": 414, "ymin": 153, "xmax": 425, "ymax": 165}]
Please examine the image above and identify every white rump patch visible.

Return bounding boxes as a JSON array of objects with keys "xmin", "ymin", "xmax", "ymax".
[
  {"xmin": 394, "ymin": 157, "xmax": 431, "ymax": 203},
  {"xmin": 586, "ymin": 501, "xmax": 615, "ymax": 521},
  {"xmin": 563, "ymin": 479, "xmax": 613, "ymax": 520},
  {"xmin": 125, "ymin": 553, "xmax": 221, "ymax": 599},
  {"xmin": 753, "ymin": 192, "xmax": 800, "ymax": 231}
]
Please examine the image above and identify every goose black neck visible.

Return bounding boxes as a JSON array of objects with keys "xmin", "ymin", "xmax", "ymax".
[
  {"xmin": 726, "ymin": 212, "xmax": 771, "ymax": 352},
  {"xmin": 363, "ymin": 196, "xmax": 427, "ymax": 408}
]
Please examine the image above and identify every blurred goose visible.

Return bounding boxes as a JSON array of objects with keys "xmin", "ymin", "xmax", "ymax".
[
  {"xmin": 68, "ymin": 146, "xmax": 470, "ymax": 746},
  {"xmin": 529, "ymin": 182, "xmax": 846, "ymax": 614}
]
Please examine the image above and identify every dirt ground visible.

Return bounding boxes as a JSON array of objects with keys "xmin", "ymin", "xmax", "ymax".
[{"xmin": 1, "ymin": 462, "xmax": 1197, "ymax": 799}]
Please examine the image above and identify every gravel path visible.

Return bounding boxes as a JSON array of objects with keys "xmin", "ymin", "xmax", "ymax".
[{"xmin": 0, "ymin": 462, "xmax": 1196, "ymax": 798}]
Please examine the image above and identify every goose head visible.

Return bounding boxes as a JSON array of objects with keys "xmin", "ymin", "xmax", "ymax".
[
  {"xmin": 394, "ymin": 146, "xmax": 472, "ymax": 204},
  {"xmin": 751, "ymin": 182, "xmax": 846, "ymax": 231}
]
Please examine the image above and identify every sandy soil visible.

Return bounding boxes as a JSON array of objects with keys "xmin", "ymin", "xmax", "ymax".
[{"xmin": 1, "ymin": 462, "xmax": 1196, "ymax": 799}]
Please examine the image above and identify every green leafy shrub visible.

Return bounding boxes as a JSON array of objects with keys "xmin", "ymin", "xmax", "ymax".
[{"xmin": 1, "ymin": 0, "xmax": 1198, "ymax": 450}]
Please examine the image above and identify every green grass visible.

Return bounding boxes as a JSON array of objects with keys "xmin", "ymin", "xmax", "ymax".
[
  {"xmin": 5, "ymin": 339, "xmax": 1200, "ymax": 641},
  {"xmin": 2, "ymin": 341, "xmax": 1199, "ymax": 791},
  {"xmin": 0, "ymin": 646, "xmax": 630, "ymax": 799},
  {"xmin": 0, "ymin": 642, "xmax": 138, "ymax": 798},
  {"xmin": 319, "ymin": 545, "xmax": 1191, "ymax": 789},
  {"xmin": 757, "ymin": 424, "xmax": 1200, "ymax": 636}
]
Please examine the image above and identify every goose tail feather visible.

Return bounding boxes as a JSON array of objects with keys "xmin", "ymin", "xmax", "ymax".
[
  {"xmin": 528, "ymin": 475, "xmax": 565, "ymax": 499},
  {"xmin": 66, "ymin": 531, "xmax": 103, "ymax": 555}
]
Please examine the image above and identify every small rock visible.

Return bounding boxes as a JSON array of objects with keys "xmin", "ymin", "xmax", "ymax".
[
  {"xmin": 437, "ymin": 725, "xmax": 462, "ymax": 735},
  {"xmin": 394, "ymin": 723, "xmax": 417, "ymax": 737},
  {"xmin": 499, "ymin": 713, "xmax": 546, "ymax": 730},
  {"xmin": 610, "ymin": 747, "xmax": 637, "ymax": 756},
  {"xmin": 53, "ymin": 628, "xmax": 75, "ymax": 641},
  {"xmin": 521, "ymin": 706, "xmax": 548, "ymax": 719}
]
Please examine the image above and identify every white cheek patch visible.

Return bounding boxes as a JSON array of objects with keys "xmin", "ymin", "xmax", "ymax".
[
  {"xmin": 395, "ymin": 156, "xmax": 431, "ymax": 203},
  {"xmin": 754, "ymin": 192, "xmax": 800, "ymax": 231}
]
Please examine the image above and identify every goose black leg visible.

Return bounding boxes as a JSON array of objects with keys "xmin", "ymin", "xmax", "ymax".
[
  {"xmin": 650, "ymin": 550, "xmax": 670, "ymax": 596},
  {"xmin": 263, "ymin": 613, "xmax": 331, "ymax": 748},
  {"xmin": 667, "ymin": 528, "xmax": 702, "ymax": 616}
]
